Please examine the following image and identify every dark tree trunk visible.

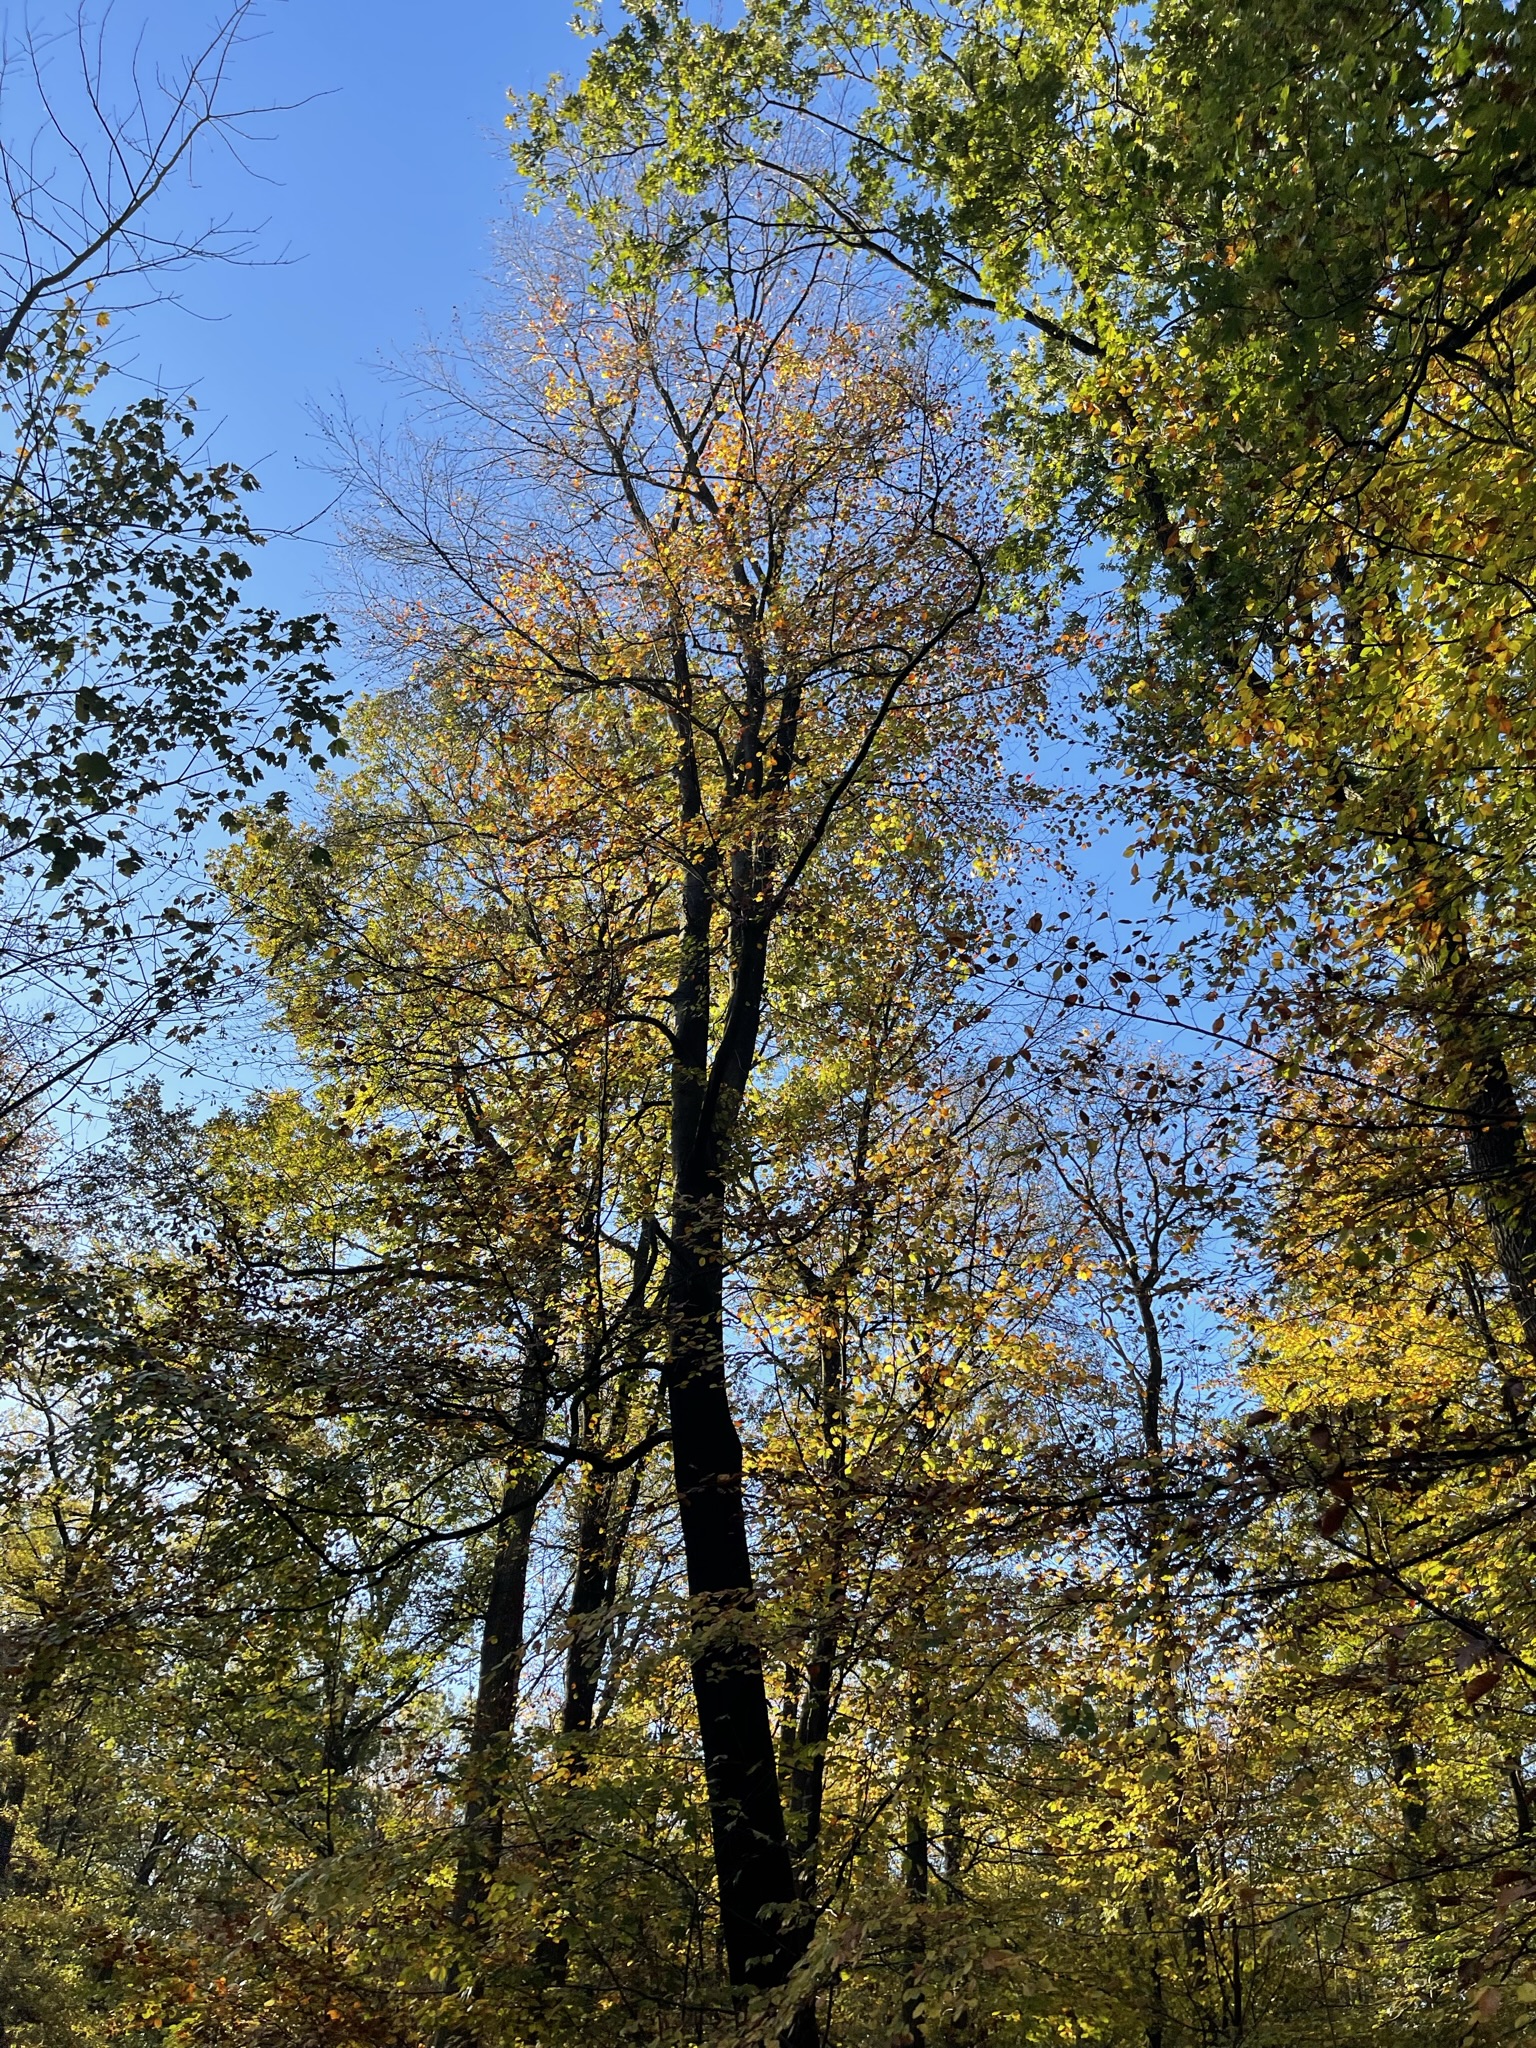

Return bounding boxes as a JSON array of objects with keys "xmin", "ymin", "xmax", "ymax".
[
  {"xmin": 562, "ymin": 1474, "xmax": 617, "ymax": 1739},
  {"xmin": 1461, "ymin": 1046, "xmax": 1536, "ymax": 1365},
  {"xmin": 563, "ymin": 1219, "xmax": 657, "ymax": 1740},
  {"xmin": 0, "ymin": 1688, "xmax": 42, "ymax": 1888},
  {"xmin": 133, "ymin": 1816, "xmax": 177, "ymax": 1889},
  {"xmin": 561, "ymin": 1383, "xmax": 640, "ymax": 1738},
  {"xmin": 901, "ymin": 1715, "xmax": 931, "ymax": 2048},
  {"xmin": 785, "ymin": 1612, "xmax": 840, "ymax": 1877},
  {"xmin": 665, "ymin": 1175, "xmax": 806, "ymax": 1993},
  {"xmin": 528, "ymin": 1383, "xmax": 650, "ymax": 1998},
  {"xmin": 451, "ymin": 1308, "xmax": 555, "ymax": 1931},
  {"xmin": 0, "ymin": 1683, "xmax": 53, "ymax": 2041},
  {"xmin": 785, "ymin": 1320, "xmax": 850, "ymax": 1888},
  {"xmin": 1392, "ymin": 1733, "xmax": 1440, "ymax": 1936},
  {"xmin": 653, "ymin": 609, "xmax": 827, "ymax": 2047},
  {"xmin": 1404, "ymin": 851, "xmax": 1536, "ymax": 1368},
  {"xmin": 664, "ymin": 833, "xmax": 809, "ymax": 2016}
]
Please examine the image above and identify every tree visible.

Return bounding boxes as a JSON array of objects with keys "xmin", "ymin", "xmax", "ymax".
[
  {"xmin": 0, "ymin": 4, "xmax": 340, "ymax": 1128},
  {"xmin": 277, "ymin": 214, "xmax": 1030, "ymax": 2023},
  {"xmin": 0, "ymin": 1087, "xmax": 460, "ymax": 2045},
  {"xmin": 517, "ymin": 0, "xmax": 1536, "ymax": 1322},
  {"xmin": 0, "ymin": 9, "xmax": 348, "ymax": 2031},
  {"xmin": 30, "ymin": 11, "xmax": 1536, "ymax": 2041}
]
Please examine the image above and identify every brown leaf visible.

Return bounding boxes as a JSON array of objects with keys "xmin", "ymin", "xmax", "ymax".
[{"xmin": 1465, "ymin": 1664, "xmax": 1507, "ymax": 1704}]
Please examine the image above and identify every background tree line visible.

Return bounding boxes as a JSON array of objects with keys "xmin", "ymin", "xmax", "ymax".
[{"xmin": 4, "ymin": 2, "xmax": 1536, "ymax": 2044}]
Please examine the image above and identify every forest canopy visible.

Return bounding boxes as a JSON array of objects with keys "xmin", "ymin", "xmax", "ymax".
[{"xmin": 3, "ymin": 3, "xmax": 1536, "ymax": 2046}]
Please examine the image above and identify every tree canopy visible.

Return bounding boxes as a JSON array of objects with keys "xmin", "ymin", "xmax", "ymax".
[{"xmin": 6, "ymin": 4, "xmax": 1536, "ymax": 2046}]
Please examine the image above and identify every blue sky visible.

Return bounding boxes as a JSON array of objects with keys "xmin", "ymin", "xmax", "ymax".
[
  {"xmin": 111, "ymin": 1, "xmax": 587, "ymax": 629},
  {"xmin": 32, "ymin": 2, "xmax": 1174, "ymax": 1124},
  {"xmin": 26, "ymin": 2, "xmax": 590, "ymax": 1120}
]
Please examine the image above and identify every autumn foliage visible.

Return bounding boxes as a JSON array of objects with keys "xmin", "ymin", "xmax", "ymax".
[{"xmin": 6, "ymin": 4, "xmax": 1536, "ymax": 2046}]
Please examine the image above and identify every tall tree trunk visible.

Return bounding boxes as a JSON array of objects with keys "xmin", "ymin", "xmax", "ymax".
[
  {"xmin": 0, "ymin": 1616, "xmax": 67, "ymax": 1895},
  {"xmin": 530, "ymin": 1374, "xmax": 656, "ymax": 1996},
  {"xmin": 561, "ymin": 1469, "xmax": 618, "ymax": 1741},
  {"xmin": 563, "ymin": 1215, "xmax": 657, "ymax": 1740},
  {"xmin": 665, "ymin": 1169, "xmax": 806, "ymax": 1994},
  {"xmin": 900, "ymin": 1661, "xmax": 932, "ymax": 2048},
  {"xmin": 0, "ymin": 1662, "xmax": 54, "ymax": 2048},
  {"xmin": 785, "ymin": 1317, "xmax": 850, "ymax": 1889},
  {"xmin": 657, "ymin": 617, "xmax": 818, "ymax": 2043},
  {"xmin": 1132, "ymin": 1280, "xmax": 1214, "ymax": 2029},
  {"xmin": 666, "ymin": 860, "xmax": 808, "ymax": 2015},
  {"xmin": 900, "ymin": 1321, "xmax": 941, "ymax": 2048},
  {"xmin": 561, "ymin": 1377, "xmax": 641, "ymax": 1738},
  {"xmin": 785, "ymin": 1611, "xmax": 841, "ymax": 1879},
  {"xmin": 451, "ymin": 1302, "xmax": 555, "ymax": 1931}
]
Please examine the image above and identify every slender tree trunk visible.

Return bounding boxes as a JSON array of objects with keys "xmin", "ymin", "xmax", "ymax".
[
  {"xmin": 1509, "ymin": 1754, "xmax": 1534, "ymax": 1841},
  {"xmin": 437, "ymin": 1313, "xmax": 556, "ymax": 2048},
  {"xmin": 1142, "ymin": 1900, "xmax": 1167, "ymax": 2048},
  {"xmin": 133, "ymin": 1816, "xmax": 176, "ymax": 1889},
  {"xmin": 901, "ymin": 1672, "xmax": 932, "ymax": 2048},
  {"xmin": 786, "ymin": 1319, "xmax": 850, "ymax": 1888},
  {"xmin": 451, "ymin": 1468, "xmax": 541, "ymax": 1919},
  {"xmin": 1132, "ymin": 1280, "xmax": 1216, "ymax": 2032},
  {"xmin": 900, "ymin": 1321, "xmax": 941, "ymax": 2048},
  {"xmin": 786, "ymin": 1612, "xmax": 841, "ymax": 1877},
  {"xmin": 451, "ymin": 1304, "xmax": 555, "ymax": 1931},
  {"xmin": 561, "ymin": 1374, "xmax": 643, "ymax": 1740},
  {"xmin": 0, "ymin": 1665, "xmax": 53, "ymax": 2048},
  {"xmin": 561, "ymin": 1465, "xmax": 620, "ymax": 1739},
  {"xmin": 562, "ymin": 1217, "xmax": 657, "ymax": 1741},
  {"xmin": 530, "ymin": 1386, "xmax": 650, "ymax": 1996}
]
